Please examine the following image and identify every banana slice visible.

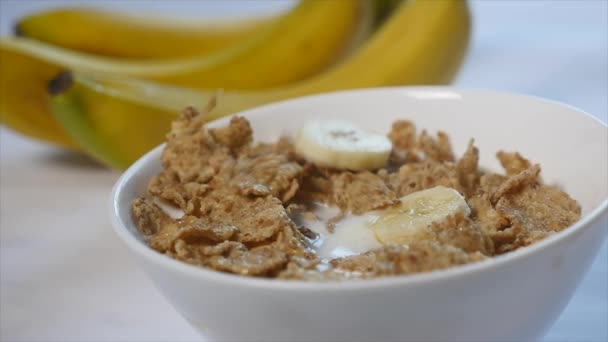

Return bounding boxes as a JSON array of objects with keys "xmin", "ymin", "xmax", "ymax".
[
  {"xmin": 370, "ymin": 186, "xmax": 470, "ymax": 245},
  {"xmin": 294, "ymin": 120, "xmax": 392, "ymax": 170}
]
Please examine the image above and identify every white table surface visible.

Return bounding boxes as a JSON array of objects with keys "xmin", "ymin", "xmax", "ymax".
[{"xmin": 1, "ymin": 1, "xmax": 606, "ymax": 341}]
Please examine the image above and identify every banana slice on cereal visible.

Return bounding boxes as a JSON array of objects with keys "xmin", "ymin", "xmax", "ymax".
[
  {"xmin": 370, "ymin": 186, "xmax": 470, "ymax": 244},
  {"xmin": 294, "ymin": 119, "xmax": 392, "ymax": 170}
]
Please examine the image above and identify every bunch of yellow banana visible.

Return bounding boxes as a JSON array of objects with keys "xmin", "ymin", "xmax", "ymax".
[
  {"xmin": 15, "ymin": 7, "xmax": 278, "ymax": 59},
  {"xmin": 0, "ymin": 0, "xmax": 471, "ymax": 169}
]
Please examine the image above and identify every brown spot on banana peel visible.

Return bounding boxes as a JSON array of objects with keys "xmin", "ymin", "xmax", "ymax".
[
  {"xmin": 48, "ymin": 70, "xmax": 73, "ymax": 96},
  {"xmin": 13, "ymin": 22, "xmax": 24, "ymax": 36}
]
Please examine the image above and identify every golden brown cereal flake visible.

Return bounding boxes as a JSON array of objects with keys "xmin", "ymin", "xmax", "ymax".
[
  {"xmin": 428, "ymin": 213, "xmax": 495, "ymax": 255},
  {"xmin": 148, "ymin": 216, "xmax": 239, "ymax": 252},
  {"xmin": 148, "ymin": 172, "xmax": 211, "ymax": 215},
  {"xmin": 331, "ymin": 241, "xmax": 486, "ymax": 277},
  {"xmin": 285, "ymin": 203, "xmax": 308, "ymax": 216},
  {"xmin": 162, "ymin": 107, "xmax": 231, "ymax": 184},
  {"xmin": 209, "ymin": 116, "xmax": 253, "ymax": 150},
  {"xmin": 132, "ymin": 197, "xmax": 168, "ymax": 236},
  {"xmin": 326, "ymin": 212, "xmax": 345, "ymax": 233},
  {"xmin": 387, "ymin": 120, "xmax": 419, "ymax": 165},
  {"xmin": 295, "ymin": 173, "xmax": 334, "ymax": 205},
  {"xmin": 497, "ymin": 151, "xmax": 532, "ymax": 176},
  {"xmin": 206, "ymin": 244, "xmax": 288, "ymax": 276},
  {"xmin": 244, "ymin": 136, "xmax": 297, "ymax": 159},
  {"xmin": 496, "ymin": 184, "xmax": 581, "ymax": 233},
  {"xmin": 389, "ymin": 161, "xmax": 463, "ymax": 197},
  {"xmin": 197, "ymin": 190, "xmax": 292, "ymax": 244},
  {"xmin": 457, "ymin": 139, "xmax": 481, "ymax": 197},
  {"xmin": 491, "ymin": 165, "xmax": 541, "ymax": 204},
  {"xmin": 468, "ymin": 195, "xmax": 510, "ymax": 234},
  {"xmin": 416, "ymin": 130, "xmax": 455, "ymax": 162},
  {"xmin": 231, "ymin": 153, "xmax": 303, "ymax": 202},
  {"xmin": 490, "ymin": 224, "xmax": 553, "ymax": 254},
  {"xmin": 173, "ymin": 240, "xmax": 289, "ymax": 276},
  {"xmin": 331, "ymin": 171, "xmax": 397, "ymax": 214},
  {"xmin": 388, "ymin": 120, "xmax": 416, "ymax": 151}
]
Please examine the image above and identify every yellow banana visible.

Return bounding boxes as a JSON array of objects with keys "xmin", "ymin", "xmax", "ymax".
[
  {"xmin": 0, "ymin": 0, "xmax": 372, "ymax": 148},
  {"xmin": 15, "ymin": 7, "xmax": 278, "ymax": 59},
  {"xmin": 0, "ymin": 45, "xmax": 77, "ymax": 148},
  {"xmin": 46, "ymin": 0, "xmax": 471, "ymax": 169},
  {"xmin": 2, "ymin": 1, "xmax": 365, "ymax": 90}
]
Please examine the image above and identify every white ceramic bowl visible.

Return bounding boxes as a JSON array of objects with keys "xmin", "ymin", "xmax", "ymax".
[{"xmin": 111, "ymin": 87, "xmax": 608, "ymax": 342}]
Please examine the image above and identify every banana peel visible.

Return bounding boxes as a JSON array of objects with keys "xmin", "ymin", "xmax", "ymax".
[
  {"xmin": 48, "ymin": 0, "xmax": 471, "ymax": 169},
  {"xmin": 16, "ymin": 7, "xmax": 279, "ymax": 59},
  {"xmin": 17, "ymin": 1, "xmax": 401, "ymax": 60},
  {"xmin": 0, "ymin": 0, "xmax": 370, "ymax": 149},
  {"xmin": 0, "ymin": 45, "xmax": 77, "ymax": 148},
  {"xmin": 2, "ymin": 1, "xmax": 366, "ymax": 90},
  {"xmin": 0, "ymin": 0, "xmax": 372, "ymax": 148},
  {"xmin": 48, "ymin": 72, "xmax": 185, "ymax": 167}
]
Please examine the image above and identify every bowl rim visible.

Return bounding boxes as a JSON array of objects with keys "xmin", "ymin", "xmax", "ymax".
[{"xmin": 110, "ymin": 86, "xmax": 608, "ymax": 291}]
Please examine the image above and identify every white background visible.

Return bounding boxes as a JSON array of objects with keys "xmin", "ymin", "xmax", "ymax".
[{"xmin": 1, "ymin": 1, "xmax": 606, "ymax": 341}]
